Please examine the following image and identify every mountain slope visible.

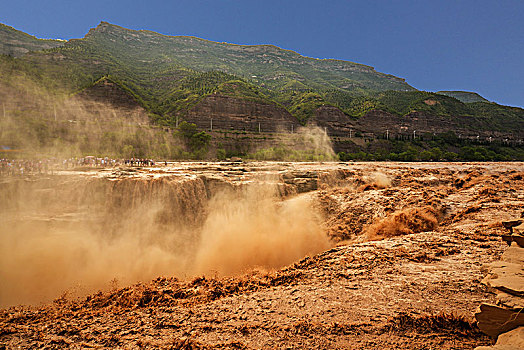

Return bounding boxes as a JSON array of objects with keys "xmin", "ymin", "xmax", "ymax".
[
  {"xmin": 437, "ymin": 91, "xmax": 489, "ymax": 103},
  {"xmin": 2, "ymin": 22, "xmax": 415, "ymax": 120},
  {"xmin": 0, "ymin": 23, "xmax": 64, "ymax": 57},
  {"xmin": 1, "ymin": 21, "xmax": 523, "ymax": 144},
  {"xmin": 80, "ymin": 22, "xmax": 413, "ymax": 93}
]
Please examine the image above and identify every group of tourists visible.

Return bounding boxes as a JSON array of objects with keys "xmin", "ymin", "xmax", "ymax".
[
  {"xmin": 62, "ymin": 157, "xmax": 119, "ymax": 168},
  {"xmin": 0, "ymin": 158, "xmax": 51, "ymax": 176},
  {"xmin": 123, "ymin": 158, "xmax": 155, "ymax": 167},
  {"xmin": 1, "ymin": 156, "xmax": 160, "ymax": 176}
]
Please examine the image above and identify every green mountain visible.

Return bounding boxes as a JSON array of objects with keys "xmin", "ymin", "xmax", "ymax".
[
  {"xmin": 80, "ymin": 22, "xmax": 413, "ymax": 91},
  {"xmin": 2, "ymin": 21, "xmax": 522, "ymax": 127},
  {"xmin": 0, "ymin": 22, "xmax": 416, "ymax": 122},
  {"xmin": 1, "ymin": 21, "xmax": 523, "ymax": 161},
  {"xmin": 0, "ymin": 23, "xmax": 65, "ymax": 57}
]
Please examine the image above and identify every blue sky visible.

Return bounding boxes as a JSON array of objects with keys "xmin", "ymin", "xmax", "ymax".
[{"xmin": 1, "ymin": 0, "xmax": 523, "ymax": 107}]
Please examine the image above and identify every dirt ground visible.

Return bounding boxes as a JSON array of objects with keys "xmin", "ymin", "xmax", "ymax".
[{"xmin": 1, "ymin": 161, "xmax": 523, "ymax": 349}]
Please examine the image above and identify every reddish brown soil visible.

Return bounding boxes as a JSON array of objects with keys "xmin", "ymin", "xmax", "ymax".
[{"xmin": 1, "ymin": 162, "xmax": 523, "ymax": 349}]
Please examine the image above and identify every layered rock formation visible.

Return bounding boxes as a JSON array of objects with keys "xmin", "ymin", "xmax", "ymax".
[
  {"xmin": 475, "ymin": 233, "xmax": 524, "ymax": 349},
  {"xmin": 70, "ymin": 78, "xmax": 150, "ymax": 125},
  {"xmin": 308, "ymin": 106, "xmax": 355, "ymax": 137},
  {"xmin": 355, "ymin": 110, "xmax": 456, "ymax": 137},
  {"xmin": 185, "ymin": 95, "xmax": 300, "ymax": 133},
  {"xmin": 74, "ymin": 80, "xmax": 521, "ymax": 157},
  {"xmin": 75, "ymin": 79, "xmax": 144, "ymax": 111}
]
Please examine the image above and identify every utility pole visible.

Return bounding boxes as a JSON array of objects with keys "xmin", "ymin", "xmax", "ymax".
[
  {"xmin": 258, "ymin": 122, "xmax": 261, "ymax": 133},
  {"xmin": 413, "ymin": 130, "xmax": 416, "ymax": 139},
  {"xmin": 349, "ymin": 128, "xmax": 352, "ymax": 138},
  {"xmin": 386, "ymin": 129, "xmax": 389, "ymax": 140}
]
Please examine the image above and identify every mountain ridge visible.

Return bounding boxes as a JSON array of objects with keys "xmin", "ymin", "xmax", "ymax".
[
  {"xmin": 1, "ymin": 21, "xmax": 523, "ymax": 161},
  {"xmin": 437, "ymin": 91, "xmax": 489, "ymax": 103},
  {"xmin": 78, "ymin": 21, "xmax": 411, "ymax": 90},
  {"xmin": 18, "ymin": 21, "xmax": 418, "ymax": 123},
  {"xmin": 0, "ymin": 23, "xmax": 65, "ymax": 57},
  {"xmin": 86, "ymin": 21, "xmax": 383, "ymax": 72}
]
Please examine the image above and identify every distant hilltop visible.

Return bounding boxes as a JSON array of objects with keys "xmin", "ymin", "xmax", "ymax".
[
  {"xmin": 0, "ymin": 23, "xmax": 64, "ymax": 57},
  {"xmin": 437, "ymin": 91, "xmax": 489, "ymax": 103}
]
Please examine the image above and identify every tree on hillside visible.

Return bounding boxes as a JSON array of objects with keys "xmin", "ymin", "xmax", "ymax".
[{"xmin": 174, "ymin": 121, "xmax": 211, "ymax": 159}]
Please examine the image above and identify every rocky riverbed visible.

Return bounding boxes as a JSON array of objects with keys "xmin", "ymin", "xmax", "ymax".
[{"xmin": 1, "ymin": 161, "xmax": 523, "ymax": 349}]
